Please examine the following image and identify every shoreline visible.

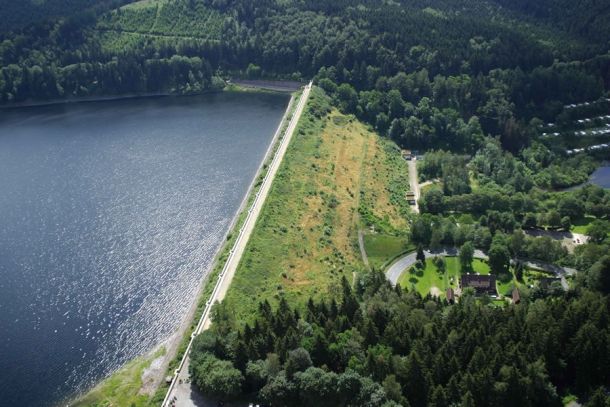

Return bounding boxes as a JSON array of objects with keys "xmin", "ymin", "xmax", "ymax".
[
  {"xmin": 0, "ymin": 79, "xmax": 298, "ymax": 110},
  {"xmin": 139, "ymin": 90, "xmax": 297, "ymax": 395},
  {"xmin": 556, "ymin": 163, "xmax": 610, "ymax": 191},
  {"xmin": 68, "ymin": 86, "xmax": 299, "ymax": 406},
  {"xmin": 161, "ymin": 81, "xmax": 311, "ymax": 406},
  {"xmin": 0, "ymin": 91, "xmax": 177, "ymax": 110}
]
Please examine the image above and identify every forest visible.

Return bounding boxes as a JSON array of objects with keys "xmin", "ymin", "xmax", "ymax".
[
  {"xmin": 0, "ymin": 0, "xmax": 129, "ymax": 32},
  {"xmin": 190, "ymin": 267, "xmax": 610, "ymax": 406},
  {"xmin": 2, "ymin": 0, "xmax": 609, "ymax": 160}
]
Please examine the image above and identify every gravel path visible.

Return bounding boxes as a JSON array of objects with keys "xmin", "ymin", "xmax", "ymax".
[{"xmin": 358, "ymin": 230, "xmax": 370, "ymax": 269}]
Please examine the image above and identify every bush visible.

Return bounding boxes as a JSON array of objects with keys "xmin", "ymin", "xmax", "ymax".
[{"xmin": 190, "ymin": 352, "xmax": 244, "ymax": 401}]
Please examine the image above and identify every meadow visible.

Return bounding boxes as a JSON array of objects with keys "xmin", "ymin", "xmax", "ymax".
[{"xmin": 223, "ymin": 88, "xmax": 412, "ymax": 322}]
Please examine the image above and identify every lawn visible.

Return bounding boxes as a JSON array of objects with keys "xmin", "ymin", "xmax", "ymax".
[
  {"xmin": 363, "ymin": 233, "xmax": 411, "ymax": 270},
  {"xmin": 396, "ymin": 255, "xmax": 559, "ymax": 300},
  {"xmin": 496, "ymin": 267, "xmax": 556, "ymax": 296},
  {"xmin": 496, "ymin": 277, "xmax": 515, "ymax": 297},
  {"xmin": 399, "ymin": 257, "xmax": 490, "ymax": 298},
  {"xmin": 571, "ymin": 215, "xmax": 597, "ymax": 234},
  {"xmin": 72, "ymin": 348, "xmax": 164, "ymax": 407},
  {"xmin": 223, "ymin": 88, "xmax": 411, "ymax": 322},
  {"xmin": 420, "ymin": 181, "xmax": 442, "ymax": 196}
]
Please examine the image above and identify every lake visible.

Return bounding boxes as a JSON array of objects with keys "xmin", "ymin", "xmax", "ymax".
[
  {"xmin": 0, "ymin": 92, "xmax": 289, "ymax": 406},
  {"xmin": 589, "ymin": 166, "xmax": 610, "ymax": 188}
]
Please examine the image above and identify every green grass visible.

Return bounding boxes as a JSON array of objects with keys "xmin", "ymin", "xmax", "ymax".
[
  {"xmin": 97, "ymin": 0, "xmax": 224, "ymax": 52},
  {"xmin": 496, "ymin": 267, "xmax": 556, "ymax": 296},
  {"xmin": 471, "ymin": 259, "xmax": 491, "ymax": 274},
  {"xmin": 225, "ymin": 89, "xmax": 362, "ymax": 320},
  {"xmin": 420, "ymin": 181, "xmax": 441, "ymax": 196},
  {"xmin": 72, "ymin": 348, "xmax": 165, "ymax": 407},
  {"xmin": 363, "ymin": 233, "xmax": 410, "ymax": 270},
  {"xmin": 399, "ymin": 257, "xmax": 490, "ymax": 298},
  {"xmin": 358, "ymin": 131, "xmax": 411, "ymax": 233},
  {"xmin": 496, "ymin": 277, "xmax": 515, "ymax": 297},
  {"xmin": 223, "ymin": 88, "xmax": 412, "ymax": 322},
  {"xmin": 571, "ymin": 215, "xmax": 597, "ymax": 234}
]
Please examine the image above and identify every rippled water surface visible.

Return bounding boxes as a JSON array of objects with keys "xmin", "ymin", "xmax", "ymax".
[{"xmin": 0, "ymin": 92, "xmax": 289, "ymax": 406}]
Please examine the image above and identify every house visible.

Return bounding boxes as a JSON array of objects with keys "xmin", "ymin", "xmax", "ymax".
[
  {"xmin": 512, "ymin": 288, "xmax": 521, "ymax": 304},
  {"xmin": 460, "ymin": 274, "xmax": 497, "ymax": 296},
  {"xmin": 401, "ymin": 149, "xmax": 412, "ymax": 160},
  {"xmin": 446, "ymin": 288, "xmax": 455, "ymax": 304}
]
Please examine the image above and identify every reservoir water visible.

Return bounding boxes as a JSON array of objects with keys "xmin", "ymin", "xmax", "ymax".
[
  {"xmin": 589, "ymin": 166, "xmax": 610, "ymax": 188},
  {"xmin": 0, "ymin": 92, "xmax": 289, "ymax": 406}
]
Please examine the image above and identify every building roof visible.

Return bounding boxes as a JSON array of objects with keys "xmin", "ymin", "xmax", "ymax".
[{"xmin": 460, "ymin": 274, "xmax": 497, "ymax": 296}]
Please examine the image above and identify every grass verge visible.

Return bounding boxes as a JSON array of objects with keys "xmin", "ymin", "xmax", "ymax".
[
  {"xmin": 363, "ymin": 234, "xmax": 410, "ymax": 270},
  {"xmin": 71, "ymin": 348, "xmax": 164, "ymax": 407}
]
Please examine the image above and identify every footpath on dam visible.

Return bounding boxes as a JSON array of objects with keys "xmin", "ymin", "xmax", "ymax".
[{"xmin": 162, "ymin": 82, "xmax": 313, "ymax": 407}]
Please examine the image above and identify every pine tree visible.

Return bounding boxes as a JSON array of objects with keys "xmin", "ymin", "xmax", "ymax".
[{"xmin": 417, "ymin": 244, "xmax": 426, "ymax": 263}]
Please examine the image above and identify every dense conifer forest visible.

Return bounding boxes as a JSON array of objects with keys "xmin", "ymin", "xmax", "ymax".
[{"xmin": 190, "ymin": 269, "xmax": 610, "ymax": 406}]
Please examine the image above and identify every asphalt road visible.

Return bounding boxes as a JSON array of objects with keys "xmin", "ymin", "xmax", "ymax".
[{"xmin": 162, "ymin": 82, "xmax": 312, "ymax": 407}]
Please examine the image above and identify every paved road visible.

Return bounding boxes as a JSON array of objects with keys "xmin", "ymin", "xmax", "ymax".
[
  {"xmin": 162, "ymin": 82, "xmax": 312, "ymax": 407},
  {"xmin": 385, "ymin": 247, "xmax": 575, "ymax": 290},
  {"xmin": 407, "ymin": 158, "xmax": 420, "ymax": 213}
]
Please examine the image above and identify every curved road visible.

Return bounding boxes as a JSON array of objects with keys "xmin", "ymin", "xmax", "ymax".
[
  {"xmin": 162, "ymin": 82, "xmax": 312, "ymax": 407},
  {"xmin": 385, "ymin": 247, "xmax": 575, "ymax": 290},
  {"xmin": 386, "ymin": 248, "xmax": 487, "ymax": 285}
]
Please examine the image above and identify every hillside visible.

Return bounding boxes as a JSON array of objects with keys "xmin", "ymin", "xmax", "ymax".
[
  {"xmin": 0, "ymin": 0, "xmax": 123, "ymax": 32},
  {"xmin": 491, "ymin": 0, "xmax": 610, "ymax": 45}
]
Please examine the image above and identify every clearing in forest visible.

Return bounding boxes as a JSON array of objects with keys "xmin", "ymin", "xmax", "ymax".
[{"xmin": 96, "ymin": 0, "xmax": 224, "ymax": 49}]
